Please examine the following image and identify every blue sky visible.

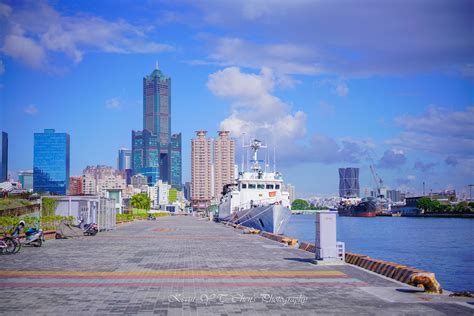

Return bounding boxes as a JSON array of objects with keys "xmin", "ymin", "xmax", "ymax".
[{"xmin": 0, "ymin": 0, "xmax": 473, "ymax": 197}]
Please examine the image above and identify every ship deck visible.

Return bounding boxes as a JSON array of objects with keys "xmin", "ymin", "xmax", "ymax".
[{"xmin": 0, "ymin": 216, "xmax": 472, "ymax": 315}]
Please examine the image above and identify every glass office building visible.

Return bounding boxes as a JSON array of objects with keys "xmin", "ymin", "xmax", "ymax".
[
  {"xmin": 33, "ymin": 129, "xmax": 70, "ymax": 195},
  {"xmin": 339, "ymin": 167, "xmax": 360, "ymax": 198},
  {"xmin": 0, "ymin": 131, "xmax": 7, "ymax": 182},
  {"xmin": 132, "ymin": 129, "xmax": 159, "ymax": 185},
  {"xmin": 170, "ymin": 133, "xmax": 182, "ymax": 190},
  {"xmin": 117, "ymin": 148, "xmax": 132, "ymax": 171}
]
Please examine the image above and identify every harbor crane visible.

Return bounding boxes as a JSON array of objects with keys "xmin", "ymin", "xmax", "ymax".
[{"xmin": 369, "ymin": 165, "xmax": 385, "ymax": 198}]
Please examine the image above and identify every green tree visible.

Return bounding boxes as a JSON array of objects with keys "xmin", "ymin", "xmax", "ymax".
[
  {"xmin": 131, "ymin": 193, "xmax": 151, "ymax": 211},
  {"xmin": 291, "ymin": 199, "xmax": 310, "ymax": 210},
  {"xmin": 454, "ymin": 201, "xmax": 469, "ymax": 213},
  {"xmin": 41, "ymin": 197, "xmax": 57, "ymax": 217}
]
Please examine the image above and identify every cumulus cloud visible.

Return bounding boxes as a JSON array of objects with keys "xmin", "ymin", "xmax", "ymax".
[
  {"xmin": 207, "ymin": 66, "xmax": 372, "ymax": 166},
  {"xmin": 414, "ymin": 161, "xmax": 437, "ymax": 172},
  {"xmin": 387, "ymin": 106, "xmax": 474, "ymax": 158},
  {"xmin": 105, "ymin": 98, "xmax": 121, "ymax": 110},
  {"xmin": 377, "ymin": 149, "xmax": 407, "ymax": 169},
  {"xmin": 0, "ymin": 1, "xmax": 172, "ymax": 70},
  {"xmin": 24, "ymin": 104, "xmax": 39, "ymax": 115},
  {"xmin": 208, "ymin": 67, "xmax": 306, "ymax": 142},
  {"xmin": 190, "ymin": 1, "xmax": 474, "ymax": 77}
]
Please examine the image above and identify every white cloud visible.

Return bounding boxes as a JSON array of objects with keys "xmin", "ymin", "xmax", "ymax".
[
  {"xmin": 206, "ymin": 37, "xmax": 322, "ymax": 76},
  {"xmin": 377, "ymin": 149, "xmax": 407, "ymax": 169},
  {"xmin": 335, "ymin": 81, "xmax": 348, "ymax": 97},
  {"xmin": 0, "ymin": 1, "xmax": 173, "ymax": 70},
  {"xmin": 387, "ymin": 106, "xmax": 474, "ymax": 158},
  {"xmin": 207, "ymin": 66, "xmax": 375, "ymax": 166},
  {"xmin": 191, "ymin": 1, "xmax": 473, "ymax": 77},
  {"xmin": 105, "ymin": 98, "xmax": 121, "ymax": 110},
  {"xmin": 207, "ymin": 66, "xmax": 306, "ymax": 143},
  {"xmin": 24, "ymin": 104, "xmax": 39, "ymax": 115}
]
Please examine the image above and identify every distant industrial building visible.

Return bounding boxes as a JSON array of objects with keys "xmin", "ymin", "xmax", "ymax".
[
  {"xmin": 0, "ymin": 131, "xmax": 8, "ymax": 182},
  {"xmin": 33, "ymin": 129, "xmax": 70, "ymax": 195},
  {"xmin": 339, "ymin": 167, "xmax": 360, "ymax": 198},
  {"xmin": 18, "ymin": 170, "xmax": 33, "ymax": 191},
  {"xmin": 386, "ymin": 190, "xmax": 402, "ymax": 203},
  {"xmin": 213, "ymin": 131, "xmax": 235, "ymax": 198},
  {"xmin": 191, "ymin": 131, "xmax": 212, "ymax": 211}
]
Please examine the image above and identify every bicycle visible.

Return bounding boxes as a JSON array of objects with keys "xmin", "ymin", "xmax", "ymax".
[{"xmin": 0, "ymin": 236, "xmax": 18, "ymax": 255}]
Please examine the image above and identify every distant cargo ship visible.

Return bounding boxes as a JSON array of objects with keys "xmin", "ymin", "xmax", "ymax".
[{"xmin": 338, "ymin": 197, "xmax": 377, "ymax": 217}]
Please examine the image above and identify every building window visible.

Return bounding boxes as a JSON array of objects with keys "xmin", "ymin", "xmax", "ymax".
[{"xmin": 248, "ymin": 184, "xmax": 256, "ymax": 189}]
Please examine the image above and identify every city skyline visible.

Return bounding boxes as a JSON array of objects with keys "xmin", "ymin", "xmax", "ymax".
[{"xmin": 1, "ymin": 1, "xmax": 473, "ymax": 197}]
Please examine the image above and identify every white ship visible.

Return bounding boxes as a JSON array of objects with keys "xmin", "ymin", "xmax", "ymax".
[{"xmin": 218, "ymin": 139, "xmax": 292, "ymax": 234}]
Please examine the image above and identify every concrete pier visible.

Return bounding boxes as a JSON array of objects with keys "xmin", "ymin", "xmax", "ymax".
[{"xmin": 0, "ymin": 216, "xmax": 472, "ymax": 315}]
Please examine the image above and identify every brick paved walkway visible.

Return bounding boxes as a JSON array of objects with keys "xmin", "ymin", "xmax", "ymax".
[{"xmin": 0, "ymin": 216, "xmax": 472, "ymax": 315}]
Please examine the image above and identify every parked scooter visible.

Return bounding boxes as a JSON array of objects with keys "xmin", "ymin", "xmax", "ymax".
[
  {"xmin": 23, "ymin": 227, "xmax": 45, "ymax": 247},
  {"xmin": 76, "ymin": 219, "xmax": 98, "ymax": 236},
  {"xmin": 83, "ymin": 223, "xmax": 98, "ymax": 236}
]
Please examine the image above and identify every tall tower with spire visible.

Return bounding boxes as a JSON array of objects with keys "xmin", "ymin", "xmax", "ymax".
[{"xmin": 132, "ymin": 65, "xmax": 180, "ymax": 188}]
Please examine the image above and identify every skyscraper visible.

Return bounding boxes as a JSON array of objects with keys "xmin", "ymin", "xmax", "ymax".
[
  {"xmin": 191, "ymin": 131, "xmax": 212, "ymax": 211},
  {"xmin": 117, "ymin": 148, "xmax": 131, "ymax": 170},
  {"xmin": 33, "ymin": 129, "xmax": 70, "ymax": 195},
  {"xmin": 0, "ymin": 131, "xmax": 7, "ymax": 182},
  {"xmin": 132, "ymin": 66, "xmax": 181, "ymax": 188},
  {"xmin": 213, "ymin": 131, "xmax": 235, "ymax": 198},
  {"xmin": 118, "ymin": 148, "xmax": 132, "ymax": 185},
  {"xmin": 339, "ymin": 167, "xmax": 360, "ymax": 198},
  {"xmin": 170, "ymin": 133, "xmax": 182, "ymax": 190}
]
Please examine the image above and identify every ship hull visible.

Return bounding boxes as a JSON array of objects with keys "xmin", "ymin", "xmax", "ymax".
[
  {"xmin": 220, "ymin": 205, "xmax": 291, "ymax": 234},
  {"xmin": 338, "ymin": 200, "xmax": 377, "ymax": 217}
]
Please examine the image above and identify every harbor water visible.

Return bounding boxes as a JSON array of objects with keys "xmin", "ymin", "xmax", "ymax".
[{"xmin": 284, "ymin": 214, "xmax": 474, "ymax": 292}]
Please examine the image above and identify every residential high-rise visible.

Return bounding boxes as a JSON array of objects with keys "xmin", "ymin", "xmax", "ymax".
[
  {"xmin": 69, "ymin": 176, "xmax": 83, "ymax": 195},
  {"xmin": 213, "ymin": 131, "xmax": 235, "ymax": 198},
  {"xmin": 339, "ymin": 167, "xmax": 360, "ymax": 198},
  {"xmin": 191, "ymin": 131, "xmax": 212, "ymax": 211},
  {"xmin": 82, "ymin": 165, "xmax": 125, "ymax": 197},
  {"xmin": 132, "ymin": 66, "xmax": 181, "ymax": 187},
  {"xmin": 33, "ymin": 129, "xmax": 70, "ymax": 195},
  {"xmin": 0, "ymin": 131, "xmax": 7, "ymax": 182},
  {"xmin": 170, "ymin": 133, "xmax": 182, "ymax": 190},
  {"xmin": 18, "ymin": 170, "xmax": 33, "ymax": 191}
]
